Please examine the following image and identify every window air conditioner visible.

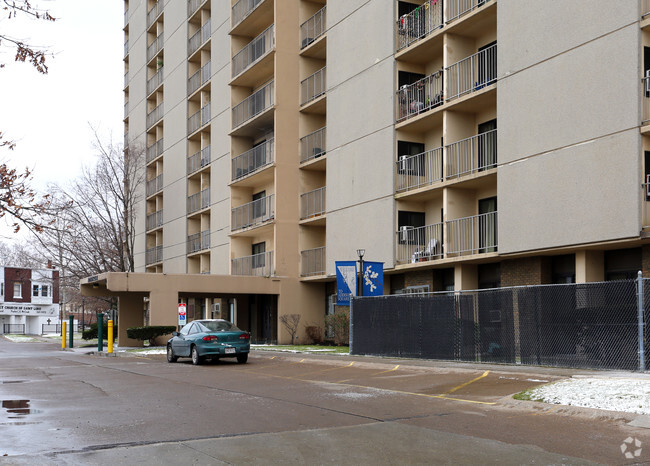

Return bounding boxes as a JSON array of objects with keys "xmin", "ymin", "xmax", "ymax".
[
  {"xmin": 646, "ymin": 70, "xmax": 650, "ymax": 95},
  {"xmin": 399, "ymin": 225, "xmax": 410, "ymax": 242},
  {"xmin": 398, "ymin": 155, "xmax": 408, "ymax": 173},
  {"xmin": 211, "ymin": 303, "xmax": 220, "ymax": 314},
  {"xmin": 646, "ymin": 174, "xmax": 650, "ymax": 198}
]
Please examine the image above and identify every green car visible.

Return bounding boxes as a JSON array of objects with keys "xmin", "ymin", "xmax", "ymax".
[{"xmin": 167, "ymin": 319, "xmax": 250, "ymax": 365}]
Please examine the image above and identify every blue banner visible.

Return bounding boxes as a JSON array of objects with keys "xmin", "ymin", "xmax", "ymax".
[
  {"xmin": 335, "ymin": 261, "xmax": 357, "ymax": 306},
  {"xmin": 361, "ymin": 261, "xmax": 384, "ymax": 297}
]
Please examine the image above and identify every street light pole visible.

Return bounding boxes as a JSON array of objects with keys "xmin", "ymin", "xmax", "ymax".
[{"xmin": 356, "ymin": 249, "xmax": 365, "ymax": 298}]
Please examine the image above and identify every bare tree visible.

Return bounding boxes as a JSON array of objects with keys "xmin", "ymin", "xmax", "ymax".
[{"xmin": 279, "ymin": 314, "xmax": 302, "ymax": 345}]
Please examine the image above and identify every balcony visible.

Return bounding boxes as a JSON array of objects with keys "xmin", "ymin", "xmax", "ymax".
[
  {"xmin": 645, "ymin": 0, "xmax": 650, "ymax": 18},
  {"xmin": 188, "ymin": 0, "xmax": 209, "ymax": 18},
  {"xmin": 147, "ymin": 1, "xmax": 162, "ymax": 29},
  {"xmin": 445, "ymin": 129, "xmax": 497, "ymax": 179},
  {"xmin": 232, "ymin": 138, "xmax": 273, "ymax": 181},
  {"xmin": 146, "ymin": 138, "xmax": 164, "ymax": 164},
  {"xmin": 188, "ymin": 102, "xmax": 211, "ymax": 135},
  {"xmin": 642, "ymin": 182, "xmax": 650, "ymax": 229},
  {"xmin": 124, "ymin": 8, "xmax": 129, "ymax": 27},
  {"xmin": 446, "ymin": 43, "xmax": 496, "ymax": 101},
  {"xmin": 187, "ymin": 188, "xmax": 210, "ymax": 215},
  {"xmin": 396, "ymin": 223, "xmax": 443, "ymax": 264},
  {"xmin": 232, "ymin": 0, "xmax": 264, "ymax": 29},
  {"xmin": 232, "ymin": 24, "xmax": 274, "ymax": 79},
  {"xmin": 446, "ymin": 211, "xmax": 497, "ymax": 256},
  {"xmin": 147, "ymin": 66, "xmax": 164, "ymax": 96},
  {"xmin": 124, "ymin": 39, "xmax": 129, "ymax": 57},
  {"xmin": 643, "ymin": 76, "xmax": 650, "ymax": 124},
  {"xmin": 124, "ymin": 101, "xmax": 129, "ymax": 120},
  {"xmin": 396, "ymin": 71, "xmax": 443, "ymax": 123},
  {"xmin": 187, "ymin": 145, "xmax": 211, "ymax": 174},
  {"xmin": 301, "ymin": 66, "xmax": 326, "ymax": 106},
  {"xmin": 300, "ymin": 127, "xmax": 326, "ymax": 164},
  {"xmin": 146, "ymin": 102, "xmax": 164, "ymax": 129},
  {"xmin": 300, "ymin": 6, "xmax": 326, "ymax": 50},
  {"xmin": 232, "ymin": 81, "xmax": 274, "ymax": 130},
  {"xmin": 146, "ymin": 245, "xmax": 163, "ymax": 265},
  {"xmin": 231, "ymin": 250, "xmax": 274, "ymax": 276},
  {"xmin": 188, "ymin": 18, "xmax": 211, "ymax": 56},
  {"xmin": 300, "ymin": 187, "xmax": 326, "ymax": 220},
  {"xmin": 146, "ymin": 174, "xmax": 163, "ymax": 197},
  {"xmin": 301, "ymin": 246, "xmax": 326, "ymax": 277},
  {"xmin": 395, "ymin": 147, "xmax": 442, "ymax": 193},
  {"xmin": 146, "ymin": 210, "xmax": 163, "ymax": 231},
  {"xmin": 147, "ymin": 32, "xmax": 164, "ymax": 62},
  {"xmin": 231, "ymin": 194, "xmax": 275, "ymax": 231},
  {"xmin": 187, "ymin": 230, "xmax": 210, "ymax": 254},
  {"xmin": 396, "ymin": 0, "xmax": 443, "ymax": 51},
  {"xmin": 188, "ymin": 61, "xmax": 211, "ymax": 96},
  {"xmin": 124, "ymin": 71, "xmax": 129, "ymax": 89},
  {"xmin": 447, "ymin": 0, "xmax": 491, "ymax": 24}
]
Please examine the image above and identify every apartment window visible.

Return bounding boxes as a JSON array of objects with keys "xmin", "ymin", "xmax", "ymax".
[
  {"xmin": 398, "ymin": 210, "xmax": 425, "ymax": 245},
  {"xmin": 33, "ymin": 285, "xmax": 40, "ymax": 297},
  {"xmin": 42, "ymin": 285, "xmax": 49, "ymax": 297},
  {"xmin": 552, "ymin": 254, "xmax": 575, "ymax": 284},
  {"xmin": 14, "ymin": 282, "xmax": 22, "ymax": 299},
  {"xmin": 605, "ymin": 248, "xmax": 641, "ymax": 281},
  {"xmin": 397, "ymin": 141, "xmax": 425, "ymax": 175},
  {"xmin": 252, "ymin": 190, "xmax": 266, "ymax": 220},
  {"xmin": 252, "ymin": 242, "xmax": 266, "ymax": 269}
]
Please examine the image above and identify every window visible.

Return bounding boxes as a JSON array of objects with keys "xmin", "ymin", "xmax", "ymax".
[
  {"xmin": 252, "ymin": 242, "xmax": 266, "ymax": 269},
  {"xmin": 478, "ymin": 197, "xmax": 497, "ymax": 253},
  {"xmin": 397, "ymin": 141, "xmax": 425, "ymax": 175},
  {"xmin": 42, "ymin": 285, "xmax": 49, "ymax": 297},
  {"xmin": 478, "ymin": 119, "xmax": 497, "ymax": 171},
  {"xmin": 13, "ymin": 282, "xmax": 22, "ymax": 299},
  {"xmin": 398, "ymin": 210, "xmax": 425, "ymax": 245},
  {"xmin": 33, "ymin": 285, "xmax": 40, "ymax": 297},
  {"xmin": 1, "ymin": 282, "xmax": 3, "ymax": 297},
  {"xmin": 252, "ymin": 190, "xmax": 266, "ymax": 220}
]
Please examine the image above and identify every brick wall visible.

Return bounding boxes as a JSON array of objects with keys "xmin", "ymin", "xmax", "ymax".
[
  {"xmin": 501, "ymin": 257, "xmax": 551, "ymax": 287},
  {"xmin": 4, "ymin": 267, "xmax": 32, "ymax": 303}
]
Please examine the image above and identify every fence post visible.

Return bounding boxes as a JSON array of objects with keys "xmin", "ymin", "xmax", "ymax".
[
  {"xmin": 638, "ymin": 271, "xmax": 646, "ymax": 372},
  {"xmin": 349, "ymin": 299, "xmax": 354, "ymax": 355},
  {"xmin": 97, "ymin": 313, "xmax": 104, "ymax": 352},
  {"xmin": 68, "ymin": 315, "xmax": 74, "ymax": 349}
]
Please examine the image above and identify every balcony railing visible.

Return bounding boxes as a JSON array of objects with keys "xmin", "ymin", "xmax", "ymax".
[
  {"xmin": 147, "ymin": 32, "xmax": 164, "ymax": 62},
  {"xmin": 396, "ymin": 223, "xmax": 443, "ymax": 264},
  {"xmin": 396, "ymin": 0, "xmax": 443, "ymax": 51},
  {"xmin": 231, "ymin": 250, "xmax": 274, "ymax": 276},
  {"xmin": 301, "ymin": 246, "xmax": 326, "ymax": 277},
  {"xmin": 147, "ymin": 1, "xmax": 162, "ymax": 29},
  {"xmin": 231, "ymin": 194, "xmax": 275, "ymax": 231},
  {"xmin": 643, "ymin": 76, "xmax": 650, "ymax": 123},
  {"xmin": 187, "ymin": 230, "xmax": 210, "ymax": 254},
  {"xmin": 124, "ymin": 71, "xmax": 129, "ymax": 88},
  {"xmin": 147, "ymin": 66, "xmax": 163, "ymax": 95},
  {"xmin": 300, "ymin": 187, "xmax": 326, "ymax": 220},
  {"xmin": 146, "ymin": 102, "xmax": 164, "ymax": 129},
  {"xmin": 188, "ymin": 0, "xmax": 208, "ymax": 18},
  {"xmin": 187, "ymin": 188, "xmax": 210, "ymax": 214},
  {"xmin": 188, "ymin": 61, "xmax": 211, "ymax": 96},
  {"xmin": 395, "ymin": 147, "xmax": 443, "ymax": 193},
  {"xmin": 300, "ymin": 127, "xmax": 326, "ymax": 163},
  {"xmin": 446, "ymin": 43, "xmax": 497, "ymax": 101},
  {"xmin": 300, "ymin": 6, "xmax": 326, "ymax": 49},
  {"xmin": 301, "ymin": 67, "xmax": 326, "ymax": 105},
  {"xmin": 447, "ymin": 0, "xmax": 490, "ymax": 24},
  {"xmin": 146, "ymin": 174, "xmax": 163, "ymax": 197},
  {"xmin": 187, "ymin": 145, "xmax": 211, "ymax": 174},
  {"xmin": 146, "ymin": 210, "xmax": 163, "ymax": 231},
  {"xmin": 124, "ymin": 39, "xmax": 129, "ymax": 57},
  {"xmin": 232, "ymin": 0, "xmax": 264, "ymax": 29},
  {"xmin": 124, "ymin": 8, "xmax": 129, "ymax": 27},
  {"xmin": 146, "ymin": 138, "xmax": 164, "ymax": 164},
  {"xmin": 642, "ymin": 181, "xmax": 650, "ymax": 228},
  {"xmin": 188, "ymin": 102, "xmax": 211, "ymax": 134},
  {"xmin": 232, "ymin": 24, "xmax": 274, "ymax": 78},
  {"xmin": 124, "ymin": 101, "xmax": 129, "ymax": 119},
  {"xmin": 188, "ymin": 18, "xmax": 211, "ymax": 56},
  {"xmin": 445, "ymin": 129, "xmax": 497, "ymax": 179},
  {"xmin": 446, "ymin": 211, "xmax": 497, "ymax": 256},
  {"xmin": 396, "ymin": 70, "xmax": 443, "ymax": 122},
  {"xmin": 645, "ymin": 0, "xmax": 650, "ymax": 17},
  {"xmin": 232, "ymin": 138, "xmax": 274, "ymax": 181},
  {"xmin": 124, "ymin": 132, "xmax": 129, "ymax": 148},
  {"xmin": 232, "ymin": 81, "xmax": 274, "ymax": 129},
  {"xmin": 146, "ymin": 245, "xmax": 163, "ymax": 265}
]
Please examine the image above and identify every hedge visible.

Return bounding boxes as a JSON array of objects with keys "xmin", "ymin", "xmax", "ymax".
[
  {"xmin": 126, "ymin": 326, "xmax": 176, "ymax": 342},
  {"xmin": 82, "ymin": 322, "xmax": 117, "ymax": 341}
]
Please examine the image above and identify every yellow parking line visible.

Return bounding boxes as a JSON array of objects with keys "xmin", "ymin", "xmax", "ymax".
[
  {"xmin": 443, "ymin": 370, "xmax": 490, "ymax": 395},
  {"xmin": 301, "ymin": 362, "xmax": 355, "ymax": 378},
  {"xmin": 337, "ymin": 364, "xmax": 400, "ymax": 383}
]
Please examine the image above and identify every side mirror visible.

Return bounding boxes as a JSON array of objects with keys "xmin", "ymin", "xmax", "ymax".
[{"xmin": 172, "ymin": 331, "xmax": 179, "ymax": 337}]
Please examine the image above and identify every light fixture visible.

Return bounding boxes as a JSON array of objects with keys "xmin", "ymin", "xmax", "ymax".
[{"xmin": 356, "ymin": 249, "xmax": 365, "ymax": 259}]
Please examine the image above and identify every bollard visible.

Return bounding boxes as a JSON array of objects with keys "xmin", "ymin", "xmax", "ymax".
[
  {"xmin": 108, "ymin": 320, "xmax": 114, "ymax": 354},
  {"xmin": 68, "ymin": 315, "xmax": 74, "ymax": 349},
  {"xmin": 62, "ymin": 321, "xmax": 67, "ymax": 349},
  {"xmin": 97, "ymin": 313, "xmax": 104, "ymax": 352}
]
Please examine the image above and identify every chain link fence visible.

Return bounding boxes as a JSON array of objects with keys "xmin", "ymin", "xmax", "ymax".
[{"xmin": 351, "ymin": 279, "xmax": 648, "ymax": 371}]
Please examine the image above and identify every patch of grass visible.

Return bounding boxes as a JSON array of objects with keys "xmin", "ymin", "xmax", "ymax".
[
  {"xmin": 252, "ymin": 345, "xmax": 349, "ymax": 354},
  {"xmin": 513, "ymin": 389, "xmax": 544, "ymax": 402}
]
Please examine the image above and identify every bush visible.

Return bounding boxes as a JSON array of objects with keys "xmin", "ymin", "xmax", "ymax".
[
  {"xmin": 82, "ymin": 322, "xmax": 118, "ymax": 341},
  {"xmin": 126, "ymin": 326, "xmax": 176, "ymax": 345},
  {"xmin": 305, "ymin": 325, "xmax": 323, "ymax": 344},
  {"xmin": 324, "ymin": 309, "xmax": 349, "ymax": 346}
]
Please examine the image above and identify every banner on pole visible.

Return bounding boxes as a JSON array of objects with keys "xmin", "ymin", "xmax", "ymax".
[
  {"xmin": 361, "ymin": 261, "xmax": 384, "ymax": 297},
  {"xmin": 335, "ymin": 261, "xmax": 357, "ymax": 306}
]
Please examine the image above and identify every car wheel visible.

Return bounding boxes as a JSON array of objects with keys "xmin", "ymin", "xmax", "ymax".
[
  {"xmin": 191, "ymin": 346, "xmax": 202, "ymax": 365},
  {"xmin": 237, "ymin": 353, "xmax": 248, "ymax": 364},
  {"xmin": 166, "ymin": 345, "xmax": 178, "ymax": 363}
]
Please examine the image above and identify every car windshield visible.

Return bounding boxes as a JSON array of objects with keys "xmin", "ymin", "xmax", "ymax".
[{"xmin": 196, "ymin": 320, "xmax": 240, "ymax": 332}]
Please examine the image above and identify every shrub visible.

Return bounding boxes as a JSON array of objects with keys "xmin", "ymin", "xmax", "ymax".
[
  {"xmin": 305, "ymin": 325, "xmax": 323, "ymax": 344},
  {"xmin": 325, "ymin": 309, "xmax": 349, "ymax": 346},
  {"xmin": 126, "ymin": 326, "xmax": 176, "ymax": 345},
  {"xmin": 82, "ymin": 322, "xmax": 118, "ymax": 341}
]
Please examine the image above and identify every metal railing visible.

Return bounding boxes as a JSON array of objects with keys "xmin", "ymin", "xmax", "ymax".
[
  {"xmin": 446, "ymin": 43, "xmax": 497, "ymax": 101},
  {"xmin": 446, "ymin": 211, "xmax": 497, "ymax": 256},
  {"xmin": 301, "ymin": 67, "xmax": 326, "ymax": 105},
  {"xmin": 232, "ymin": 0, "xmax": 264, "ymax": 29},
  {"xmin": 146, "ymin": 245, "xmax": 163, "ymax": 265},
  {"xmin": 147, "ymin": 32, "xmax": 164, "ymax": 62},
  {"xmin": 124, "ymin": 71, "xmax": 129, "ymax": 88},
  {"xmin": 42, "ymin": 324, "xmax": 63, "ymax": 334},
  {"xmin": 124, "ymin": 39, "xmax": 129, "ymax": 57},
  {"xmin": 147, "ymin": 1, "xmax": 162, "ymax": 29},
  {"xmin": 187, "ymin": 188, "xmax": 210, "ymax": 214},
  {"xmin": 146, "ymin": 174, "xmax": 163, "ymax": 197},
  {"xmin": 445, "ymin": 129, "xmax": 497, "ymax": 179},
  {"xmin": 231, "ymin": 194, "xmax": 275, "ymax": 231},
  {"xmin": 188, "ymin": 102, "xmax": 211, "ymax": 134},
  {"xmin": 232, "ymin": 138, "xmax": 274, "ymax": 181},
  {"xmin": 645, "ymin": 0, "xmax": 650, "ymax": 17},
  {"xmin": 3, "ymin": 324, "xmax": 25, "ymax": 334},
  {"xmin": 300, "ymin": 187, "xmax": 326, "ymax": 220},
  {"xmin": 396, "ymin": 223, "xmax": 443, "ymax": 264},
  {"xmin": 187, "ymin": 230, "xmax": 210, "ymax": 254},
  {"xmin": 301, "ymin": 246, "xmax": 326, "ymax": 277},
  {"xmin": 146, "ymin": 210, "xmax": 163, "ymax": 231},
  {"xmin": 232, "ymin": 250, "xmax": 274, "ymax": 276},
  {"xmin": 232, "ymin": 24, "xmax": 274, "ymax": 78},
  {"xmin": 124, "ymin": 8, "xmax": 129, "ymax": 27},
  {"xmin": 232, "ymin": 81, "xmax": 274, "ymax": 129},
  {"xmin": 188, "ymin": 18, "xmax": 211, "ymax": 56},
  {"xmin": 147, "ymin": 66, "xmax": 163, "ymax": 96},
  {"xmin": 187, "ymin": 145, "xmax": 211, "ymax": 174},
  {"xmin": 396, "ymin": 70, "xmax": 444, "ymax": 122},
  {"xmin": 146, "ymin": 102, "xmax": 164, "ymax": 129},
  {"xmin": 188, "ymin": 0, "xmax": 208, "ymax": 18},
  {"xmin": 395, "ymin": 147, "xmax": 443, "ymax": 193},
  {"xmin": 396, "ymin": 0, "xmax": 443, "ymax": 51},
  {"xmin": 300, "ymin": 127, "xmax": 326, "ymax": 163},
  {"xmin": 188, "ymin": 61, "xmax": 211, "ymax": 96},
  {"xmin": 447, "ymin": 0, "xmax": 489, "ymax": 24},
  {"xmin": 642, "ymin": 182, "xmax": 650, "ymax": 229},
  {"xmin": 300, "ymin": 6, "xmax": 326, "ymax": 49},
  {"xmin": 124, "ymin": 101, "xmax": 129, "ymax": 119},
  {"xmin": 146, "ymin": 138, "xmax": 164, "ymax": 164},
  {"xmin": 643, "ymin": 76, "xmax": 650, "ymax": 123},
  {"xmin": 124, "ymin": 132, "xmax": 129, "ymax": 148}
]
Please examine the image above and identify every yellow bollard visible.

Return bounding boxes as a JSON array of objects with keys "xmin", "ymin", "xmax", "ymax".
[
  {"xmin": 108, "ymin": 320, "xmax": 113, "ymax": 354},
  {"xmin": 62, "ymin": 321, "xmax": 67, "ymax": 349}
]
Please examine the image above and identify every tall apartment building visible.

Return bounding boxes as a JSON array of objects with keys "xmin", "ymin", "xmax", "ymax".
[{"xmin": 112, "ymin": 0, "xmax": 650, "ymax": 344}]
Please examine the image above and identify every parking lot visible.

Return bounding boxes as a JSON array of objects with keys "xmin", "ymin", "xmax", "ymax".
[{"xmin": 1, "ymin": 337, "xmax": 648, "ymax": 464}]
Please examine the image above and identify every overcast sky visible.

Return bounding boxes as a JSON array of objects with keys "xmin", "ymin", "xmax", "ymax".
[{"xmin": 0, "ymin": 1, "xmax": 122, "ymax": 239}]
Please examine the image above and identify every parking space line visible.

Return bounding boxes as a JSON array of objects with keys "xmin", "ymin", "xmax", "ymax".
[
  {"xmin": 443, "ymin": 370, "xmax": 490, "ymax": 395},
  {"xmin": 337, "ymin": 364, "xmax": 400, "ymax": 383},
  {"xmin": 299, "ymin": 362, "xmax": 355, "ymax": 378}
]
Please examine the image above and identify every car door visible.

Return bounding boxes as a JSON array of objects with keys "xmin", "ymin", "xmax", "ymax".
[{"xmin": 174, "ymin": 322, "xmax": 194, "ymax": 356}]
